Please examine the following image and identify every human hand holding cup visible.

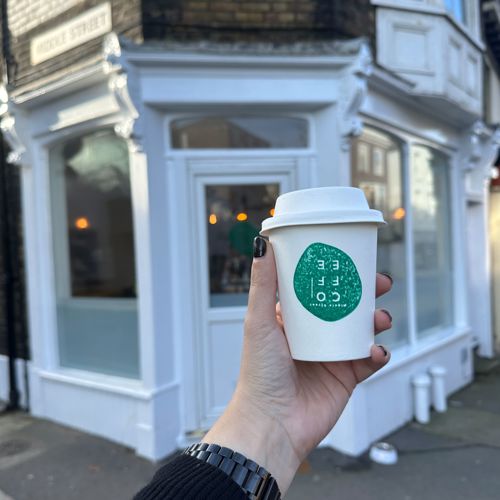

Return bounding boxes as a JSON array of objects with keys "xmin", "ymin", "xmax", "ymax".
[{"xmin": 203, "ymin": 187, "xmax": 392, "ymax": 496}]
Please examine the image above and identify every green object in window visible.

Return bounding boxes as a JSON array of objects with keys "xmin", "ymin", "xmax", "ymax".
[{"xmin": 228, "ymin": 221, "xmax": 260, "ymax": 257}]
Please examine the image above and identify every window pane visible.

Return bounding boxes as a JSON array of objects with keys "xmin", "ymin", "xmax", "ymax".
[
  {"xmin": 62, "ymin": 133, "xmax": 136, "ymax": 297},
  {"xmin": 171, "ymin": 116, "xmax": 308, "ymax": 149},
  {"xmin": 445, "ymin": 0, "xmax": 466, "ymax": 24},
  {"xmin": 50, "ymin": 130, "xmax": 139, "ymax": 378},
  {"xmin": 206, "ymin": 184, "xmax": 279, "ymax": 307},
  {"xmin": 352, "ymin": 128, "xmax": 408, "ymax": 348},
  {"xmin": 411, "ymin": 146, "xmax": 453, "ymax": 336}
]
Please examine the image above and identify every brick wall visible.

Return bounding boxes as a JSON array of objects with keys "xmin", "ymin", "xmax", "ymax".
[
  {"xmin": 8, "ymin": 0, "xmax": 83, "ymax": 38},
  {"xmin": 7, "ymin": 0, "xmax": 143, "ymax": 89},
  {"xmin": 142, "ymin": 0, "xmax": 374, "ymax": 43},
  {"xmin": 5, "ymin": 1, "xmax": 374, "ymax": 89}
]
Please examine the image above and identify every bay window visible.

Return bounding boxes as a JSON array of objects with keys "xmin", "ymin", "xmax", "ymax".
[
  {"xmin": 49, "ymin": 130, "xmax": 139, "ymax": 378},
  {"xmin": 352, "ymin": 127, "xmax": 454, "ymax": 348},
  {"xmin": 352, "ymin": 128, "xmax": 408, "ymax": 348},
  {"xmin": 411, "ymin": 145, "xmax": 453, "ymax": 336}
]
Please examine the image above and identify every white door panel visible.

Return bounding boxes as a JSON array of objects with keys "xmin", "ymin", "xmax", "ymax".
[{"xmin": 184, "ymin": 156, "xmax": 308, "ymax": 429}]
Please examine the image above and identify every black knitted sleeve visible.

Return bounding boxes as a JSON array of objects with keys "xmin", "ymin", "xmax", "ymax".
[{"xmin": 133, "ymin": 454, "xmax": 247, "ymax": 499}]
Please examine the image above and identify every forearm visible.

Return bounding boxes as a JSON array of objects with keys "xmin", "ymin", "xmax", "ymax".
[{"xmin": 202, "ymin": 390, "xmax": 301, "ymax": 496}]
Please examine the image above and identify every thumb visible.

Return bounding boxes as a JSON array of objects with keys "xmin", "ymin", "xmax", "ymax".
[{"xmin": 246, "ymin": 236, "xmax": 278, "ymax": 325}]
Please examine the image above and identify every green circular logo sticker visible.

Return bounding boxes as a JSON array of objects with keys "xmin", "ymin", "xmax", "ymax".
[{"xmin": 293, "ymin": 242, "xmax": 362, "ymax": 322}]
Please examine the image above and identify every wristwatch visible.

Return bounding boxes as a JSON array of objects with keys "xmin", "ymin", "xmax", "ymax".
[{"xmin": 184, "ymin": 443, "xmax": 281, "ymax": 499}]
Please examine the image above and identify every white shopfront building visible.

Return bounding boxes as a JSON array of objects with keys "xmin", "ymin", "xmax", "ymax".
[{"xmin": 2, "ymin": 1, "xmax": 499, "ymax": 460}]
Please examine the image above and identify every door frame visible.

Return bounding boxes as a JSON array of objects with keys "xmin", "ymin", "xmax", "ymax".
[{"xmin": 172, "ymin": 153, "xmax": 314, "ymax": 433}]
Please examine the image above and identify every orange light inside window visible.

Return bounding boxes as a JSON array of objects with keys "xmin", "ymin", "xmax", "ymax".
[
  {"xmin": 209, "ymin": 214, "xmax": 217, "ymax": 225},
  {"xmin": 269, "ymin": 208, "xmax": 275, "ymax": 216},
  {"xmin": 392, "ymin": 207, "xmax": 406, "ymax": 220},
  {"xmin": 75, "ymin": 217, "xmax": 90, "ymax": 230},
  {"xmin": 236, "ymin": 212, "xmax": 248, "ymax": 222}
]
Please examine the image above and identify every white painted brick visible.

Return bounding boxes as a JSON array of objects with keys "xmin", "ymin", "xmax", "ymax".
[{"xmin": 7, "ymin": 0, "xmax": 83, "ymax": 37}]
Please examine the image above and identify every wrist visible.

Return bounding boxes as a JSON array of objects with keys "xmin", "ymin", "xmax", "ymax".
[{"xmin": 202, "ymin": 391, "xmax": 301, "ymax": 495}]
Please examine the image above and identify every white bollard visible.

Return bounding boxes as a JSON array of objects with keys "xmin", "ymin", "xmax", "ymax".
[
  {"xmin": 412, "ymin": 373, "xmax": 431, "ymax": 424},
  {"xmin": 429, "ymin": 365, "xmax": 448, "ymax": 413}
]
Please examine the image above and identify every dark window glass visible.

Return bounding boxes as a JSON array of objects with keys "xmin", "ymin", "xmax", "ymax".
[
  {"xmin": 171, "ymin": 116, "xmax": 308, "ymax": 149},
  {"xmin": 60, "ymin": 131, "xmax": 136, "ymax": 297},
  {"xmin": 206, "ymin": 184, "xmax": 279, "ymax": 307}
]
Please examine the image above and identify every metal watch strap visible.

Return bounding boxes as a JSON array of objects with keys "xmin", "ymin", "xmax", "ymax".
[{"xmin": 184, "ymin": 443, "xmax": 281, "ymax": 499}]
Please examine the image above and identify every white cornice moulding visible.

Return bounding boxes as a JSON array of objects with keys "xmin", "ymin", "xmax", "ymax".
[
  {"xmin": 121, "ymin": 37, "xmax": 371, "ymax": 70},
  {"xmin": 11, "ymin": 61, "xmax": 111, "ymax": 108}
]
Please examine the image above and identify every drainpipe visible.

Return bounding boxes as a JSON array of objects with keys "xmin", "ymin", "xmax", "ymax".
[
  {"xmin": 1, "ymin": 0, "xmax": 25, "ymax": 412},
  {"xmin": 0, "ymin": 134, "xmax": 19, "ymax": 410}
]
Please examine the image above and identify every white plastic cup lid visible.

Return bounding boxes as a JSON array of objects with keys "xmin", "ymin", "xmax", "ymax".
[{"xmin": 261, "ymin": 187, "xmax": 385, "ymax": 235}]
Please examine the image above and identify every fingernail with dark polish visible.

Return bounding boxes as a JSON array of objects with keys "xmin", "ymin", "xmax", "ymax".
[
  {"xmin": 253, "ymin": 236, "xmax": 267, "ymax": 258},
  {"xmin": 377, "ymin": 344, "xmax": 388, "ymax": 357},
  {"xmin": 381, "ymin": 272, "xmax": 393, "ymax": 285},
  {"xmin": 382, "ymin": 309, "xmax": 392, "ymax": 323}
]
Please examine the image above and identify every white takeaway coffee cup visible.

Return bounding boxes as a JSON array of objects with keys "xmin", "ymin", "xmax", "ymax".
[{"xmin": 260, "ymin": 187, "xmax": 385, "ymax": 361}]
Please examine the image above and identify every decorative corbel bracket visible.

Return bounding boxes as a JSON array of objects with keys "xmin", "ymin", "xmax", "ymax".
[
  {"xmin": 461, "ymin": 120, "xmax": 500, "ymax": 177},
  {"xmin": 339, "ymin": 40, "xmax": 373, "ymax": 151},
  {"xmin": 0, "ymin": 84, "xmax": 29, "ymax": 166},
  {"xmin": 103, "ymin": 33, "xmax": 144, "ymax": 153}
]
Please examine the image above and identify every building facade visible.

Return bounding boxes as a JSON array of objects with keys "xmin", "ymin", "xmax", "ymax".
[
  {"xmin": 483, "ymin": 0, "xmax": 500, "ymax": 355},
  {"xmin": 1, "ymin": 0, "xmax": 499, "ymax": 459}
]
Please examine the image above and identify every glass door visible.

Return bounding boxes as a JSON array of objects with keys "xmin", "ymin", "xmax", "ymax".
[
  {"xmin": 190, "ymin": 160, "xmax": 295, "ymax": 429},
  {"xmin": 205, "ymin": 183, "xmax": 279, "ymax": 308}
]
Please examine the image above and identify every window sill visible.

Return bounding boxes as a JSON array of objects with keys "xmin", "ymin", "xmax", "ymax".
[
  {"xmin": 37, "ymin": 367, "xmax": 162, "ymax": 400},
  {"xmin": 362, "ymin": 324, "xmax": 471, "ymax": 383}
]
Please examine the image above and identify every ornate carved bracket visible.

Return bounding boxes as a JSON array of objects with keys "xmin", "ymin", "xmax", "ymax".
[
  {"xmin": 103, "ymin": 33, "xmax": 144, "ymax": 153},
  {"xmin": 0, "ymin": 85, "xmax": 29, "ymax": 165},
  {"xmin": 339, "ymin": 40, "xmax": 373, "ymax": 152},
  {"xmin": 461, "ymin": 120, "xmax": 500, "ymax": 177}
]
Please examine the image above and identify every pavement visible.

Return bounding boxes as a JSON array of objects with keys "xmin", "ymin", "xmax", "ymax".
[{"xmin": 1, "ymin": 356, "xmax": 500, "ymax": 500}]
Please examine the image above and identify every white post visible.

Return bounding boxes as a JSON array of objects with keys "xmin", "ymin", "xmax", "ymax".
[
  {"xmin": 412, "ymin": 373, "xmax": 431, "ymax": 424},
  {"xmin": 429, "ymin": 365, "xmax": 447, "ymax": 413}
]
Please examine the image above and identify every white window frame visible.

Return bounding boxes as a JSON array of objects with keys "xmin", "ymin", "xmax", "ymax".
[
  {"xmin": 358, "ymin": 119, "xmax": 466, "ymax": 361},
  {"xmin": 165, "ymin": 111, "xmax": 315, "ymax": 155},
  {"xmin": 33, "ymin": 118, "xmax": 145, "ymax": 387},
  {"xmin": 48, "ymin": 136, "xmax": 140, "ymax": 377}
]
